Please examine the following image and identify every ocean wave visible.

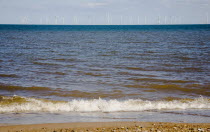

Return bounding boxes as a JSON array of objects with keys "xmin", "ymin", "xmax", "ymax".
[
  {"xmin": 0, "ymin": 85, "xmax": 139, "ymax": 98},
  {"xmin": 0, "ymin": 96, "xmax": 209, "ymax": 113},
  {"xmin": 0, "ymin": 84, "xmax": 51, "ymax": 92},
  {"xmin": 37, "ymin": 71, "xmax": 67, "ymax": 75},
  {"xmin": 32, "ymin": 61, "xmax": 59, "ymax": 66},
  {"xmin": 120, "ymin": 41, "xmax": 159, "ymax": 44},
  {"xmin": 0, "ymin": 74, "xmax": 19, "ymax": 78},
  {"xmin": 124, "ymin": 84, "xmax": 210, "ymax": 96}
]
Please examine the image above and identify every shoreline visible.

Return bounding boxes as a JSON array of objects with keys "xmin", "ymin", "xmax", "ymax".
[{"xmin": 0, "ymin": 122, "xmax": 210, "ymax": 132}]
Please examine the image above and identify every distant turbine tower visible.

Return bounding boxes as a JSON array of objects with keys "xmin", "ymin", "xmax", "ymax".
[
  {"xmin": 177, "ymin": 16, "xmax": 180, "ymax": 24},
  {"xmin": 179, "ymin": 16, "xmax": 182, "ymax": 24},
  {"xmin": 25, "ymin": 17, "xmax": 28, "ymax": 24},
  {"xmin": 62, "ymin": 17, "xmax": 65, "ymax": 25},
  {"xmin": 40, "ymin": 18, "xmax": 43, "ymax": 25},
  {"xmin": 55, "ymin": 16, "xmax": 58, "ymax": 25},
  {"xmin": 164, "ymin": 16, "xmax": 167, "ymax": 25},
  {"xmin": 144, "ymin": 16, "xmax": 147, "ymax": 25},
  {"xmin": 138, "ymin": 16, "xmax": 140, "ymax": 25},
  {"xmin": 107, "ymin": 13, "xmax": 112, "ymax": 25},
  {"xmin": 26, "ymin": 16, "xmax": 29, "ymax": 24},
  {"xmin": 120, "ymin": 16, "xmax": 123, "ymax": 25},
  {"xmin": 46, "ymin": 17, "xmax": 49, "ymax": 25},
  {"xmin": 93, "ymin": 16, "xmax": 95, "ymax": 25},
  {"xmin": 157, "ymin": 15, "xmax": 161, "ymax": 25},
  {"xmin": 21, "ymin": 16, "xmax": 28, "ymax": 24},
  {"xmin": 174, "ymin": 16, "xmax": 177, "ymax": 24},
  {"xmin": 74, "ymin": 16, "xmax": 78, "ymax": 25},
  {"xmin": 107, "ymin": 13, "xmax": 110, "ymax": 25},
  {"xmin": 129, "ymin": 16, "xmax": 133, "ymax": 25},
  {"xmin": 22, "ymin": 16, "xmax": 29, "ymax": 24},
  {"xmin": 169, "ymin": 16, "xmax": 172, "ymax": 24},
  {"xmin": 88, "ymin": 16, "xmax": 92, "ymax": 25}
]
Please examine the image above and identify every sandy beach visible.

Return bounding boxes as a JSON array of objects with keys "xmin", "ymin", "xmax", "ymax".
[{"xmin": 0, "ymin": 122, "xmax": 210, "ymax": 132}]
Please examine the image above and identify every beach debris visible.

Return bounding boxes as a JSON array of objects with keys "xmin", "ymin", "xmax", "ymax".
[
  {"xmin": 2, "ymin": 123, "xmax": 210, "ymax": 132},
  {"xmin": 198, "ymin": 128, "xmax": 204, "ymax": 132}
]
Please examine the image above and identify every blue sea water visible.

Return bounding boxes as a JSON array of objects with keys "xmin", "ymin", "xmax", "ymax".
[
  {"xmin": 0, "ymin": 24, "xmax": 210, "ymax": 31},
  {"xmin": 0, "ymin": 24, "xmax": 210, "ymax": 124}
]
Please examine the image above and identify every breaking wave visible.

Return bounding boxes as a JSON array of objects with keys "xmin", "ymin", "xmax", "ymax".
[{"xmin": 0, "ymin": 96, "xmax": 209, "ymax": 113}]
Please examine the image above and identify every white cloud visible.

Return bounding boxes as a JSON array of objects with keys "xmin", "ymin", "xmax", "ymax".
[{"xmin": 87, "ymin": 2, "xmax": 108, "ymax": 8}]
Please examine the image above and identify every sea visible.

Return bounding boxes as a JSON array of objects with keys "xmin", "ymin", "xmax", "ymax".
[{"xmin": 0, "ymin": 24, "xmax": 210, "ymax": 124}]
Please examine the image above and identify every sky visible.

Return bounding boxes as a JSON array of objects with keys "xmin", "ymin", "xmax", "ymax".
[{"xmin": 0, "ymin": 0, "xmax": 210, "ymax": 25}]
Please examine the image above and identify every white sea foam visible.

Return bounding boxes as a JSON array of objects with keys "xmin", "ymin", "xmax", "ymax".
[{"xmin": 0, "ymin": 96, "xmax": 209, "ymax": 113}]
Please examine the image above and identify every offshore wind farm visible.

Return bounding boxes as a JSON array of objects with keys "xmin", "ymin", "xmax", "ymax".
[{"xmin": 20, "ymin": 13, "xmax": 209, "ymax": 25}]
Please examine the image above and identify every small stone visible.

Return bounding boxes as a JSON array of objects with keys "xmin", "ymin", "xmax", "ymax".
[{"xmin": 198, "ymin": 128, "xmax": 204, "ymax": 132}]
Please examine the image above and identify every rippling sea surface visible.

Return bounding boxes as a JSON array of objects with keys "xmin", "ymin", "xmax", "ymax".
[{"xmin": 0, "ymin": 24, "xmax": 210, "ymax": 124}]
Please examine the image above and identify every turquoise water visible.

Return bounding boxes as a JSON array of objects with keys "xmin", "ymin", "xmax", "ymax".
[
  {"xmin": 0, "ymin": 24, "xmax": 210, "ymax": 124},
  {"xmin": 0, "ymin": 24, "xmax": 210, "ymax": 31}
]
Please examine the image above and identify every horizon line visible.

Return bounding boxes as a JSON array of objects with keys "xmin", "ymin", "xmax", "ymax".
[{"xmin": 0, "ymin": 24, "xmax": 210, "ymax": 26}]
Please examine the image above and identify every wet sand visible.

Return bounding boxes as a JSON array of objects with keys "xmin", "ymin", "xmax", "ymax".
[{"xmin": 0, "ymin": 122, "xmax": 210, "ymax": 132}]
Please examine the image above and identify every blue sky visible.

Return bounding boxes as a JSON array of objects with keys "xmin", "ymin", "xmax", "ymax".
[{"xmin": 0, "ymin": 0, "xmax": 209, "ymax": 25}]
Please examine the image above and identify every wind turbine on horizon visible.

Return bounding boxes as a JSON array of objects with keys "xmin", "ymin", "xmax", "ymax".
[
  {"xmin": 21, "ymin": 16, "xmax": 29, "ymax": 24},
  {"xmin": 88, "ymin": 16, "xmax": 92, "ymax": 25},
  {"xmin": 62, "ymin": 17, "xmax": 65, "ymax": 25},
  {"xmin": 40, "ymin": 18, "xmax": 43, "ymax": 25},
  {"xmin": 106, "ymin": 13, "xmax": 110, "ymax": 25},
  {"xmin": 45, "ymin": 17, "xmax": 49, "ymax": 25},
  {"xmin": 164, "ymin": 16, "xmax": 167, "ymax": 25},
  {"xmin": 55, "ymin": 16, "xmax": 58, "ymax": 25},
  {"xmin": 129, "ymin": 16, "xmax": 133, "ymax": 25},
  {"xmin": 157, "ymin": 15, "xmax": 161, "ymax": 25},
  {"xmin": 138, "ymin": 16, "xmax": 140, "ymax": 25},
  {"xmin": 120, "ymin": 16, "xmax": 123, "ymax": 25},
  {"xmin": 74, "ymin": 16, "xmax": 78, "ymax": 25},
  {"xmin": 144, "ymin": 16, "xmax": 147, "ymax": 25}
]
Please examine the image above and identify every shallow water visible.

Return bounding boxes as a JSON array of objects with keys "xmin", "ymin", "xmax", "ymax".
[{"xmin": 0, "ymin": 24, "xmax": 210, "ymax": 124}]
